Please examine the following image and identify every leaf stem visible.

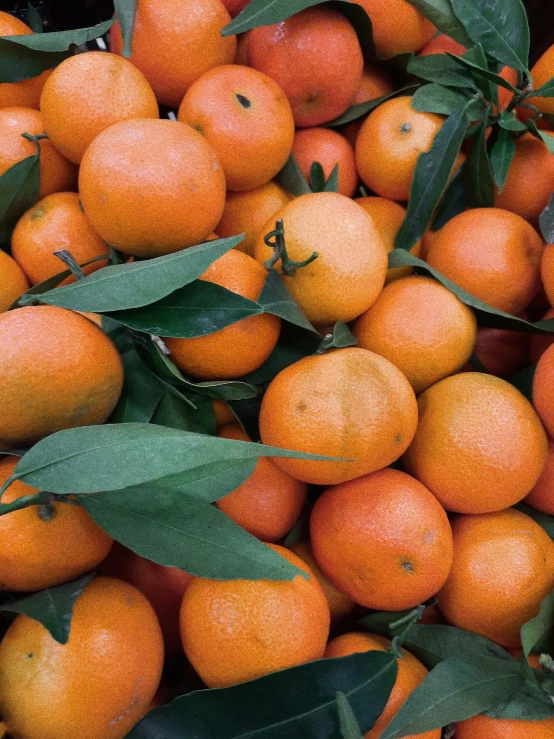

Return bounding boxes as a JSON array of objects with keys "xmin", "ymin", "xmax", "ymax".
[
  {"xmin": 263, "ymin": 219, "xmax": 318, "ymax": 276},
  {"xmin": 53, "ymin": 250, "xmax": 86, "ymax": 280},
  {"xmin": 0, "ymin": 475, "xmax": 16, "ymax": 499},
  {"xmin": 0, "ymin": 492, "xmax": 44, "ymax": 516}
]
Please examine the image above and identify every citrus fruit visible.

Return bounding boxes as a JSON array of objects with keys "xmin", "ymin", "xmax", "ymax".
[
  {"xmin": 216, "ymin": 181, "xmax": 291, "ymax": 256},
  {"xmin": 311, "ymin": 468, "xmax": 453, "ymax": 610},
  {"xmin": 0, "ymin": 12, "xmax": 50, "ymax": 109},
  {"xmin": 179, "ymin": 544, "xmax": 330, "ymax": 688},
  {"xmin": 221, "ymin": 0, "xmax": 249, "ymax": 17},
  {"xmin": 354, "ymin": 275, "xmax": 477, "ymax": 393},
  {"xmin": 531, "ymin": 307, "xmax": 554, "ymax": 363},
  {"xmin": 11, "ymin": 191, "xmax": 109, "ymax": 285},
  {"xmin": 533, "ymin": 343, "xmax": 554, "ymax": 437},
  {"xmin": 291, "ymin": 127, "xmax": 358, "ymax": 197},
  {"xmin": 178, "ymin": 65, "xmax": 294, "ymax": 192},
  {"xmin": 259, "ymin": 347, "xmax": 418, "ymax": 486},
  {"xmin": 426, "ymin": 208, "xmax": 543, "ymax": 314},
  {"xmin": 0, "ymin": 305, "xmax": 124, "ymax": 446},
  {"xmin": 216, "ymin": 423, "xmax": 308, "ymax": 541},
  {"xmin": 355, "ymin": 96, "xmax": 465, "ymax": 201},
  {"xmin": 289, "ymin": 539, "xmax": 355, "ymax": 623},
  {"xmin": 437, "ymin": 508, "xmax": 554, "ymax": 647},
  {"xmin": 354, "ymin": 0, "xmax": 435, "ymax": 58},
  {"xmin": 253, "ymin": 192, "xmax": 388, "ymax": 325},
  {"xmin": 0, "ymin": 249, "xmax": 29, "ymax": 313},
  {"xmin": 0, "ymin": 106, "xmax": 76, "ymax": 199},
  {"xmin": 525, "ymin": 44, "xmax": 554, "ymax": 118},
  {"xmin": 404, "ymin": 372, "xmax": 548, "ymax": 514},
  {"xmin": 325, "ymin": 632, "xmax": 441, "ymax": 739},
  {"xmin": 100, "ymin": 542, "xmax": 193, "ymax": 655},
  {"xmin": 541, "ymin": 244, "xmax": 554, "ymax": 308},
  {"xmin": 164, "ymin": 249, "xmax": 280, "ymax": 379},
  {"xmin": 456, "ymin": 713, "xmax": 554, "ymax": 739},
  {"xmin": 0, "ymin": 455, "xmax": 113, "ymax": 591},
  {"xmin": 472, "ymin": 325, "xmax": 530, "ymax": 379},
  {"xmin": 39, "ymin": 51, "xmax": 158, "ymax": 164},
  {"xmin": 212, "ymin": 398, "xmax": 236, "ymax": 426},
  {"xmin": 354, "ymin": 197, "xmax": 422, "ymax": 282},
  {"xmin": 110, "ymin": 0, "xmax": 236, "ymax": 108},
  {"xmin": 525, "ymin": 439, "xmax": 554, "ymax": 515},
  {"xmin": 78, "ymin": 118, "xmax": 226, "ymax": 257},
  {"xmin": 418, "ymin": 33, "xmax": 466, "ymax": 57},
  {"xmin": 352, "ymin": 63, "xmax": 394, "ymax": 103},
  {"xmin": 0, "ymin": 576, "xmax": 164, "ymax": 739},
  {"xmin": 247, "ymin": 6, "xmax": 363, "ymax": 127}
]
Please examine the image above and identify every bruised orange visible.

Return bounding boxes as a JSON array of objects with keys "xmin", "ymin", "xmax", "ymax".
[
  {"xmin": 0, "ymin": 12, "xmax": 50, "ymax": 110},
  {"xmin": 0, "ymin": 249, "xmax": 29, "ymax": 313},
  {"xmin": 292, "ymin": 127, "xmax": 358, "ymax": 197},
  {"xmin": 354, "ymin": 0, "xmax": 435, "ymax": 59}
]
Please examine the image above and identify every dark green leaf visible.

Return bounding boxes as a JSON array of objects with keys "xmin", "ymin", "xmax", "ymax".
[
  {"xmin": 0, "ymin": 20, "xmax": 114, "ymax": 83},
  {"xmin": 405, "ymin": 0, "xmax": 473, "ymax": 47},
  {"xmin": 484, "ymin": 679, "xmax": 554, "ymax": 720},
  {"xmin": 333, "ymin": 0, "xmax": 377, "ymax": 61},
  {"xmin": 515, "ymin": 503, "xmax": 554, "ymax": 542},
  {"xmin": 325, "ymin": 85, "xmax": 419, "ymax": 127},
  {"xmin": 228, "ymin": 395, "xmax": 262, "ymax": 441},
  {"xmin": 0, "ymin": 449, "xmax": 25, "ymax": 457},
  {"xmin": 310, "ymin": 162, "xmax": 326, "ymax": 193},
  {"xmin": 521, "ymin": 592, "xmax": 554, "ymax": 657},
  {"xmin": 337, "ymin": 692, "xmax": 364, "ymax": 739},
  {"xmin": 490, "ymin": 127, "xmax": 516, "ymax": 191},
  {"xmin": 113, "ymin": 0, "xmax": 136, "ymax": 57},
  {"xmin": 509, "ymin": 364, "xmax": 536, "ymax": 401},
  {"xmin": 380, "ymin": 655, "xmax": 525, "ymax": 739},
  {"xmin": 323, "ymin": 163, "xmax": 339, "ymax": 193},
  {"xmin": 109, "ymin": 349, "xmax": 165, "ymax": 424},
  {"xmin": 449, "ymin": 0, "xmax": 530, "ymax": 72},
  {"xmin": 499, "ymin": 110, "xmax": 528, "ymax": 131},
  {"xmin": 408, "ymin": 54, "xmax": 476, "ymax": 88},
  {"xmin": 19, "ymin": 236, "xmax": 243, "ymax": 312},
  {"xmin": 395, "ymin": 107, "xmax": 468, "ymax": 250},
  {"xmin": 150, "ymin": 387, "xmax": 216, "ymax": 435},
  {"xmin": 448, "ymin": 50, "xmax": 519, "ymax": 92},
  {"xmin": 431, "ymin": 166, "xmax": 466, "ymax": 230},
  {"xmin": 128, "ymin": 651, "xmax": 398, "ymax": 738},
  {"xmin": 0, "ymin": 574, "xmax": 93, "ymax": 644},
  {"xmin": 26, "ymin": 2, "xmax": 43, "ymax": 33},
  {"xmin": 276, "ymin": 153, "xmax": 311, "ymax": 196},
  {"xmin": 402, "ymin": 624, "xmax": 512, "ymax": 668},
  {"xmin": 540, "ymin": 192, "xmax": 554, "ymax": 244},
  {"xmin": 357, "ymin": 608, "xmax": 414, "ymax": 636},
  {"xmin": 411, "ymin": 83, "xmax": 482, "ymax": 117},
  {"xmin": 331, "ymin": 322, "xmax": 357, "ymax": 349},
  {"xmin": 531, "ymin": 77, "xmax": 554, "ymax": 99},
  {"xmin": 258, "ymin": 269, "xmax": 318, "ymax": 334},
  {"xmin": 11, "ymin": 268, "xmax": 71, "ymax": 308},
  {"xmin": 466, "ymin": 119, "xmax": 495, "ymax": 207},
  {"xmin": 0, "ymin": 154, "xmax": 40, "ymax": 242},
  {"xmin": 460, "ymin": 43, "xmax": 495, "ymax": 101},
  {"xmin": 527, "ymin": 121, "xmax": 554, "ymax": 155}
]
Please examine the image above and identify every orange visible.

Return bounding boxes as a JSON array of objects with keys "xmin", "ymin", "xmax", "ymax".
[
  {"xmin": 253, "ymin": 192, "xmax": 388, "ymax": 325},
  {"xmin": 216, "ymin": 181, "xmax": 291, "ymax": 256},
  {"xmin": 0, "ymin": 305, "xmax": 124, "ymax": 446},
  {"xmin": 0, "ymin": 576, "xmax": 164, "ymax": 739},
  {"xmin": 456, "ymin": 714, "xmax": 554, "ymax": 739},
  {"xmin": 216, "ymin": 424, "xmax": 308, "ymax": 541},
  {"xmin": 0, "ymin": 456, "xmax": 113, "ymax": 591},
  {"xmin": 289, "ymin": 539, "xmax": 355, "ymax": 623},
  {"xmin": 39, "ymin": 51, "xmax": 158, "ymax": 164},
  {"xmin": 311, "ymin": 468, "xmax": 453, "ymax": 610},
  {"xmin": 354, "ymin": 0, "xmax": 435, "ymax": 58},
  {"xmin": 234, "ymin": 32, "xmax": 249, "ymax": 65},
  {"xmin": 418, "ymin": 33, "xmax": 466, "ymax": 57},
  {"xmin": 247, "ymin": 6, "xmax": 363, "ymax": 127},
  {"xmin": 404, "ymin": 372, "xmax": 548, "ymax": 514},
  {"xmin": 525, "ymin": 44, "xmax": 554, "ymax": 119},
  {"xmin": 352, "ymin": 63, "xmax": 395, "ymax": 104},
  {"xmin": 325, "ymin": 633, "xmax": 441, "ymax": 739},
  {"xmin": 495, "ymin": 133, "xmax": 554, "ymax": 222},
  {"xmin": 164, "ymin": 249, "xmax": 280, "ymax": 379},
  {"xmin": 212, "ymin": 398, "xmax": 236, "ymax": 426},
  {"xmin": 525, "ymin": 439, "xmax": 554, "ymax": 515},
  {"xmin": 221, "ymin": 0, "xmax": 249, "ymax": 16},
  {"xmin": 259, "ymin": 347, "xmax": 418, "ymax": 486},
  {"xmin": 354, "ymin": 275, "xmax": 477, "ymax": 393},
  {"xmin": 541, "ymin": 244, "xmax": 554, "ymax": 308},
  {"xmin": 356, "ymin": 96, "xmax": 465, "ymax": 201},
  {"xmin": 355, "ymin": 197, "xmax": 422, "ymax": 282},
  {"xmin": 471, "ymin": 325, "xmax": 530, "ymax": 379},
  {"xmin": 100, "ymin": 542, "xmax": 193, "ymax": 655},
  {"xmin": 531, "ymin": 307, "xmax": 554, "ymax": 363},
  {"xmin": 533, "ymin": 343, "xmax": 554, "ymax": 438},
  {"xmin": 110, "ymin": 0, "xmax": 236, "ymax": 109},
  {"xmin": 0, "ymin": 12, "xmax": 50, "ymax": 110},
  {"xmin": 78, "ymin": 118, "xmax": 226, "ymax": 257},
  {"xmin": 11, "ymin": 192, "xmax": 109, "ymax": 286},
  {"xmin": 426, "ymin": 208, "xmax": 543, "ymax": 315},
  {"xmin": 179, "ymin": 543, "xmax": 330, "ymax": 688},
  {"xmin": 178, "ymin": 65, "xmax": 294, "ymax": 192},
  {"xmin": 438, "ymin": 508, "xmax": 554, "ymax": 648},
  {"xmin": 0, "ymin": 249, "xmax": 29, "ymax": 313},
  {"xmin": 291, "ymin": 127, "xmax": 358, "ymax": 197},
  {"xmin": 0, "ymin": 107, "xmax": 76, "ymax": 199}
]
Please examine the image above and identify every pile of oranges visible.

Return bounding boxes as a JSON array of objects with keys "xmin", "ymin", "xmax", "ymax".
[{"xmin": 1, "ymin": 0, "xmax": 554, "ymax": 737}]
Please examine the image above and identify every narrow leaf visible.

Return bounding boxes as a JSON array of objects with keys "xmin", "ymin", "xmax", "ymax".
[
  {"xmin": 323, "ymin": 163, "xmax": 339, "ymax": 193},
  {"xmin": 466, "ymin": 119, "xmax": 495, "ymax": 207},
  {"xmin": 532, "ymin": 77, "xmax": 554, "ymax": 98},
  {"xmin": 490, "ymin": 127, "xmax": 516, "ymax": 192},
  {"xmin": 337, "ymin": 692, "xmax": 364, "ymax": 739},
  {"xmin": 113, "ymin": 0, "xmax": 137, "ymax": 57},
  {"xmin": 0, "ymin": 154, "xmax": 40, "ymax": 242},
  {"xmin": 26, "ymin": 2, "xmax": 43, "ymax": 33},
  {"xmin": 402, "ymin": 624, "xmax": 512, "ymax": 668},
  {"xmin": 276, "ymin": 153, "xmax": 311, "ymax": 196},
  {"xmin": 521, "ymin": 591, "xmax": 554, "ymax": 657},
  {"xmin": 309, "ymin": 162, "xmax": 326, "ymax": 193},
  {"xmin": 405, "ymin": 0, "xmax": 473, "ymax": 47},
  {"xmin": 258, "ymin": 269, "xmax": 318, "ymax": 334},
  {"xmin": 499, "ymin": 110, "xmax": 528, "ymax": 131},
  {"xmin": 411, "ymin": 83, "xmax": 482, "ymax": 117},
  {"xmin": 325, "ymin": 85, "xmax": 419, "ymax": 127},
  {"xmin": 408, "ymin": 54, "xmax": 476, "ymax": 88},
  {"xmin": 447, "ymin": 50, "xmax": 518, "ymax": 91},
  {"xmin": 432, "ymin": 166, "xmax": 466, "ymax": 230},
  {"xmin": 540, "ymin": 192, "xmax": 554, "ymax": 244},
  {"xmin": 109, "ymin": 349, "xmax": 166, "ymax": 424}
]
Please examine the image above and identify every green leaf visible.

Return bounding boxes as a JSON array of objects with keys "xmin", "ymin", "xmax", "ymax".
[
  {"xmin": 127, "ymin": 651, "xmax": 398, "ymax": 738},
  {"xmin": 405, "ymin": 0, "xmax": 473, "ymax": 47},
  {"xmin": 540, "ymin": 192, "xmax": 554, "ymax": 244},
  {"xmin": 258, "ymin": 269, "xmax": 318, "ymax": 334},
  {"xmin": 484, "ymin": 679, "xmax": 554, "ymax": 720},
  {"xmin": 402, "ymin": 624, "xmax": 512, "ymax": 668},
  {"xmin": 26, "ymin": 2, "xmax": 43, "ymax": 33},
  {"xmin": 113, "ymin": 0, "xmax": 136, "ymax": 57},
  {"xmin": 19, "ymin": 236, "xmax": 243, "ymax": 312},
  {"xmin": 411, "ymin": 83, "xmax": 482, "ymax": 117},
  {"xmin": 323, "ymin": 163, "xmax": 339, "ymax": 193},
  {"xmin": 337, "ymin": 692, "xmax": 364, "ymax": 739},
  {"xmin": 0, "ymin": 19, "xmax": 114, "ymax": 83},
  {"xmin": 498, "ymin": 110, "xmax": 528, "ymax": 131},
  {"xmin": 395, "ymin": 107, "xmax": 468, "ymax": 250},
  {"xmin": 527, "ymin": 121, "xmax": 554, "ymax": 155},
  {"xmin": 447, "ymin": 50, "xmax": 518, "ymax": 92},
  {"xmin": 80, "ymin": 493, "xmax": 301, "ymax": 581},
  {"xmin": 490, "ymin": 127, "xmax": 516, "ymax": 192},
  {"xmin": 11, "ymin": 423, "xmax": 336, "ymax": 494},
  {"xmin": 331, "ymin": 322, "xmax": 358, "ymax": 349},
  {"xmin": 531, "ymin": 76, "xmax": 554, "ymax": 99},
  {"xmin": 515, "ymin": 503, "xmax": 554, "ymax": 542},
  {"xmin": 408, "ymin": 54, "xmax": 476, "ymax": 88},
  {"xmin": 466, "ymin": 119, "xmax": 495, "ymax": 207},
  {"xmin": 109, "ymin": 349, "xmax": 165, "ymax": 424},
  {"xmin": 149, "ymin": 387, "xmax": 216, "ymax": 435},
  {"xmin": 388, "ymin": 249, "xmax": 554, "ymax": 334},
  {"xmin": 310, "ymin": 162, "xmax": 326, "ymax": 193},
  {"xmin": 0, "ymin": 574, "xmax": 93, "ymax": 644},
  {"xmin": 431, "ymin": 166, "xmax": 467, "ymax": 230},
  {"xmin": 380, "ymin": 655, "xmax": 525, "ymax": 739},
  {"xmin": 0, "ymin": 154, "xmax": 40, "ymax": 242},
  {"xmin": 0, "ymin": 449, "xmax": 25, "ymax": 457},
  {"xmin": 334, "ymin": 1, "xmax": 377, "ymax": 61},
  {"xmin": 521, "ymin": 592, "xmax": 554, "ymax": 657},
  {"xmin": 449, "ymin": 0, "xmax": 530, "ymax": 72},
  {"xmin": 509, "ymin": 364, "xmax": 536, "ymax": 402},
  {"xmin": 276, "ymin": 153, "xmax": 311, "ymax": 196},
  {"xmin": 325, "ymin": 85, "xmax": 419, "ymax": 127}
]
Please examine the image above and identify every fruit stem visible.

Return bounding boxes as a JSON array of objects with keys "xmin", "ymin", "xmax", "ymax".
[
  {"xmin": 389, "ymin": 602, "xmax": 428, "ymax": 658},
  {"xmin": 38, "ymin": 492, "xmax": 56, "ymax": 521},
  {"xmin": 20, "ymin": 131, "xmax": 47, "ymax": 156},
  {"xmin": 263, "ymin": 218, "xmax": 318, "ymax": 276},
  {"xmin": 53, "ymin": 250, "xmax": 86, "ymax": 280}
]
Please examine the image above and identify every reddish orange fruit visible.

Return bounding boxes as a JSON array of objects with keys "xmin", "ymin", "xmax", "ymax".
[
  {"xmin": 354, "ymin": 0, "xmax": 436, "ymax": 58},
  {"xmin": 530, "ymin": 307, "xmax": 554, "ymax": 364},
  {"xmin": 0, "ymin": 12, "xmax": 50, "ymax": 109},
  {"xmin": 110, "ymin": 0, "xmax": 236, "ymax": 108},
  {"xmin": 533, "ymin": 343, "xmax": 554, "ymax": 438},
  {"xmin": 292, "ymin": 127, "xmax": 358, "ymax": 197},
  {"xmin": 456, "ymin": 713, "xmax": 554, "ymax": 739},
  {"xmin": 259, "ymin": 347, "xmax": 418, "ymax": 486},
  {"xmin": 179, "ymin": 544, "xmax": 330, "ymax": 688},
  {"xmin": 471, "ymin": 325, "xmax": 530, "ymax": 379},
  {"xmin": 0, "ymin": 577, "xmax": 164, "ymax": 739},
  {"xmin": 352, "ymin": 64, "xmax": 394, "ymax": 104},
  {"xmin": 438, "ymin": 508, "xmax": 554, "ymax": 647},
  {"xmin": 525, "ymin": 44, "xmax": 554, "ymax": 119},
  {"xmin": 247, "ymin": 6, "xmax": 363, "ymax": 127},
  {"xmin": 418, "ymin": 33, "xmax": 466, "ymax": 57},
  {"xmin": 212, "ymin": 398, "xmax": 236, "ymax": 426},
  {"xmin": 540, "ymin": 244, "xmax": 554, "ymax": 309},
  {"xmin": 525, "ymin": 439, "xmax": 554, "ymax": 515},
  {"xmin": 221, "ymin": 0, "xmax": 249, "ymax": 17},
  {"xmin": 78, "ymin": 118, "xmax": 226, "ymax": 257},
  {"xmin": 0, "ymin": 249, "xmax": 29, "ymax": 313}
]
